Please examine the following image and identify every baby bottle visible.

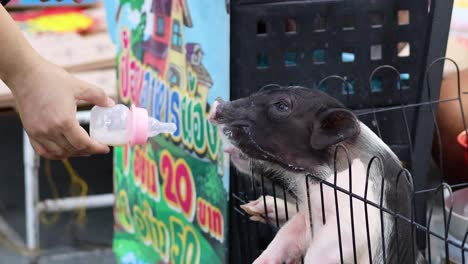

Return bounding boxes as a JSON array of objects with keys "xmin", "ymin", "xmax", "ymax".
[{"xmin": 90, "ymin": 104, "xmax": 176, "ymax": 146}]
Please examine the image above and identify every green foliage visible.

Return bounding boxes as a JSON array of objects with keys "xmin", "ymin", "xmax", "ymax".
[
  {"xmin": 193, "ymin": 165, "xmax": 227, "ymax": 209},
  {"xmin": 115, "ymin": 0, "xmax": 145, "ymax": 23},
  {"xmin": 127, "ymin": 0, "xmax": 144, "ymax": 11},
  {"xmin": 131, "ymin": 13, "xmax": 146, "ymax": 60}
]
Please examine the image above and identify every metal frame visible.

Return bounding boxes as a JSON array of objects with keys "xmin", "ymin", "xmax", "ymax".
[
  {"xmin": 21, "ymin": 110, "xmax": 115, "ymax": 250},
  {"xmin": 228, "ymin": 59, "xmax": 468, "ymax": 262}
]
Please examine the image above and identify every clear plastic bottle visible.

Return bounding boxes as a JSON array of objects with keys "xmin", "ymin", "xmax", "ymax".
[{"xmin": 90, "ymin": 104, "xmax": 176, "ymax": 146}]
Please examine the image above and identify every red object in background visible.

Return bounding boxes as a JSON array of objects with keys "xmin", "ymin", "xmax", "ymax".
[
  {"xmin": 457, "ymin": 130, "xmax": 468, "ymax": 165},
  {"xmin": 10, "ymin": 7, "xmax": 86, "ymax": 21}
]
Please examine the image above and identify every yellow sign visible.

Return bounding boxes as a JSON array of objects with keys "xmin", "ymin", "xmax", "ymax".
[{"xmin": 24, "ymin": 12, "xmax": 94, "ymax": 33}]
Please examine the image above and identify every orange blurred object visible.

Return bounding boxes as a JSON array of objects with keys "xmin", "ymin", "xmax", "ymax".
[{"xmin": 10, "ymin": 7, "xmax": 97, "ymax": 33}]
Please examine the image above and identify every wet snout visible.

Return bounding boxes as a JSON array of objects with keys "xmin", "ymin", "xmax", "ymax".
[{"xmin": 208, "ymin": 97, "xmax": 251, "ymax": 126}]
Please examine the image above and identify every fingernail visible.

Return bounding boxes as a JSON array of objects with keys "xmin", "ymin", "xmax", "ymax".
[{"xmin": 107, "ymin": 98, "xmax": 115, "ymax": 106}]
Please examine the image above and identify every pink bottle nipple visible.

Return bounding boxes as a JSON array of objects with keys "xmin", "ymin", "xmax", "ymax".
[{"xmin": 128, "ymin": 104, "xmax": 149, "ymax": 146}]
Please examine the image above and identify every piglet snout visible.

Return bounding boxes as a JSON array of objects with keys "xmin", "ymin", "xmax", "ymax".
[{"xmin": 209, "ymin": 98, "xmax": 226, "ymax": 124}]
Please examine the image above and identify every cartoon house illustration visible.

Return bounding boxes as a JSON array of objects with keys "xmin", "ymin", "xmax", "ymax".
[
  {"xmin": 186, "ymin": 43, "xmax": 213, "ymax": 103},
  {"xmin": 142, "ymin": 0, "xmax": 193, "ymax": 89}
]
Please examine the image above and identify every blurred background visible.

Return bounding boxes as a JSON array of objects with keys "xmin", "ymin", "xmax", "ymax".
[
  {"xmin": 2, "ymin": 0, "xmax": 468, "ymax": 263},
  {"xmin": 0, "ymin": 1, "xmax": 116, "ymax": 263}
]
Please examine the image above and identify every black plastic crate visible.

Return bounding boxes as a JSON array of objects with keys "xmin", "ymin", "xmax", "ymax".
[
  {"xmin": 231, "ymin": 0, "xmax": 430, "ymax": 109},
  {"xmin": 229, "ymin": 0, "xmax": 454, "ymax": 262}
]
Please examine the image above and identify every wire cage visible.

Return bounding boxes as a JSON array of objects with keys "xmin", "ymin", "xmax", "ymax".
[{"xmin": 227, "ymin": 0, "xmax": 465, "ymax": 263}]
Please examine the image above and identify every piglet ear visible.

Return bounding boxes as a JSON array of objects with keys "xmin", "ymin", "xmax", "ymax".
[{"xmin": 310, "ymin": 108, "xmax": 360, "ymax": 150}]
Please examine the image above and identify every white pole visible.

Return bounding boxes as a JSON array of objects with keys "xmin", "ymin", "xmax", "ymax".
[
  {"xmin": 23, "ymin": 110, "xmax": 103, "ymax": 250},
  {"xmin": 37, "ymin": 194, "xmax": 115, "ymax": 213},
  {"xmin": 23, "ymin": 130, "xmax": 39, "ymax": 250}
]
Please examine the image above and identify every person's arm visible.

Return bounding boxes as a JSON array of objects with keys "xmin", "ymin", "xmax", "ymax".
[{"xmin": 0, "ymin": 5, "xmax": 114, "ymax": 159}]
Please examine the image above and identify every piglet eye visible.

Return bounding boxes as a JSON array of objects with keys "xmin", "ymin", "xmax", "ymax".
[{"xmin": 274, "ymin": 101, "xmax": 289, "ymax": 111}]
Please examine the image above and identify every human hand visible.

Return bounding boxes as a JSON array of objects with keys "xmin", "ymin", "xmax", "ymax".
[
  {"xmin": 0, "ymin": 5, "xmax": 113, "ymax": 159},
  {"xmin": 10, "ymin": 58, "xmax": 114, "ymax": 160}
]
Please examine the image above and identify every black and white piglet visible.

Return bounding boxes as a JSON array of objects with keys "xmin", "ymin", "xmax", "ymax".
[{"xmin": 209, "ymin": 86, "xmax": 425, "ymax": 264}]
